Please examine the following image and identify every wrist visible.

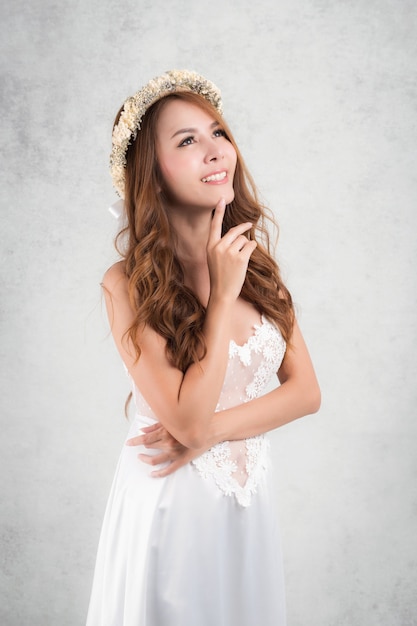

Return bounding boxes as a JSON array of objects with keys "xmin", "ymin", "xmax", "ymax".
[
  {"xmin": 203, "ymin": 298, "xmax": 234, "ymax": 343},
  {"xmin": 207, "ymin": 290, "xmax": 236, "ymax": 311},
  {"xmin": 207, "ymin": 414, "xmax": 223, "ymax": 447}
]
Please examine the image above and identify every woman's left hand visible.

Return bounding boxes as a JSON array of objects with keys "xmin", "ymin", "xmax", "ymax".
[{"xmin": 126, "ymin": 423, "xmax": 204, "ymax": 478}]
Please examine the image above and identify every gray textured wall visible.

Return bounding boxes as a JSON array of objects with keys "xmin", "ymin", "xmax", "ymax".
[{"xmin": 1, "ymin": 1, "xmax": 416, "ymax": 624}]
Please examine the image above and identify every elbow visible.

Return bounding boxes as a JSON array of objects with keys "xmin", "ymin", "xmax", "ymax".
[
  {"xmin": 177, "ymin": 425, "xmax": 208, "ymax": 450},
  {"xmin": 307, "ymin": 381, "xmax": 321, "ymax": 415},
  {"xmin": 181, "ymin": 435, "xmax": 206, "ymax": 450}
]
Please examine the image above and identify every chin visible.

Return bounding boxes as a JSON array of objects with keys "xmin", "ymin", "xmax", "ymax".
[{"xmin": 224, "ymin": 188, "xmax": 235, "ymax": 205}]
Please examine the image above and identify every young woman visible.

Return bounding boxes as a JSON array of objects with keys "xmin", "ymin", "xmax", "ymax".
[{"xmin": 86, "ymin": 70, "xmax": 320, "ymax": 626}]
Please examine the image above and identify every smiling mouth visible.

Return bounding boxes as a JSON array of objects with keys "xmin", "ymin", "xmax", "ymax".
[{"xmin": 201, "ymin": 171, "xmax": 227, "ymax": 183}]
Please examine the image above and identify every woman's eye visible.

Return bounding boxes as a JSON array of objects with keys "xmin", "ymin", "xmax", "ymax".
[
  {"xmin": 179, "ymin": 136, "xmax": 194, "ymax": 147},
  {"xmin": 213, "ymin": 129, "xmax": 226, "ymax": 138}
]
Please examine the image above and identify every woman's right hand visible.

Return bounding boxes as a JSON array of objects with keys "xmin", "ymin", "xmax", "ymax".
[
  {"xmin": 127, "ymin": 423, "xmax": 206, "ymax": 478},
  {"xmin": 206, "ymin": 198, "xmax": 257, "ymax": 302}
]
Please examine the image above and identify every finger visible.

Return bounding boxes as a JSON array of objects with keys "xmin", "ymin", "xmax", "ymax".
[
  {"xmin": 143, "ymin": 439, "xmax": 164, "ymax": 449},
  {"xmin": 231, "ymin": 237, "xmax": 258, "ymax": 256},
  {"xmin": 126, "ymin": 435, "xmax": 144, "ymax": 446},
  {"xmin": 208, "ymin": 197, "xmax": 226, "ymax": 244},
  {"xmin": 126, "ymin": 423, "xmax": 165, "ymax": 446},
  {"xmin": 141, "ymin": 423, "xmax": 161, "ymax": 433},
  {"xmin": 218, "ymin": 222, "xmax": 253, "ymax": 248},
  {"xmin": 227, "ymin": 234, "xmax": 253, "ymax": 253},
  {"xmin": 126, "ymin": 431, "xmax": 162, "ymax": 447},
  {"xmin": 237, "ymin": 240, "xmax": 257, "ymax": 263},
  {"xmin": 150, "ymin": 459, "xmax": 182, "ymax": 478},
  {"xmin": 138, "ymin": 452, "xmax": 170, "ymax": 466}
]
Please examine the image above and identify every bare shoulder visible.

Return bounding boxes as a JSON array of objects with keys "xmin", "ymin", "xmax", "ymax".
[
  {"xmin": 101, "ymin": 261, "xmax": 134, "ymax": 333},
  {"xmin": 101, "ymin": 262, "xmax": 170, "ymax": 370},
  {"xmin": 102, "ymin": 261, "xmax": 127, "ymax": 294}
]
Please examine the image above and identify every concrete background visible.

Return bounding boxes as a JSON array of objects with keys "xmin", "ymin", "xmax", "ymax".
[{"xmin": 1, "ymin": 0, "xmax": 416, "ymax": 624}]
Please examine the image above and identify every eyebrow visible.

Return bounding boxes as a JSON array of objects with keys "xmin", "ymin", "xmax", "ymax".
[{"xmin": 170, "ymin": 120, "xmax": 219, "ymax": 139}]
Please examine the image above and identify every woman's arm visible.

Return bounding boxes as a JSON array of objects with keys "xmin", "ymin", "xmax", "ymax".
[
  {"xmin": 103, "ymin": 198, "xmax": 257, "ymax": 449},
  {"xmin": 208, "ymin": 319, "xmax": 320, "ymax": 444},
  {"xmin": 131, "ymin": 319, "xmax": 320, "ymax": 477}
]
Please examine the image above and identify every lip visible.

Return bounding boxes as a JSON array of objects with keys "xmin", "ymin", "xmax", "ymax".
[{"xmin": 201, "ymin": 170, "xmax": 229, "ymax": 184}]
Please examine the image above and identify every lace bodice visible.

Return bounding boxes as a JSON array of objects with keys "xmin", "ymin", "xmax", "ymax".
[
  {"xmin": 192, "ymin": 316, "xmax": 286, "ymax": 506},
  {"xmin": 130, "ymin": 316, "xmax": 286, "ymax": 507}
]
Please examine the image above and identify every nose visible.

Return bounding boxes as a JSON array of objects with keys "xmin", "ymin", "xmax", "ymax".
[{"xmin": 204, "ymin": 138, "xmax": 224, "ymax": 163}]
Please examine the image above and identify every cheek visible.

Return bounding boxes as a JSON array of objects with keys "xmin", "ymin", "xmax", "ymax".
[
  {"xmin": 159, "ymin": 155, "xmax": 193, "ymax": 184},
  {"xmin": 158, "ymin": 156, "xmax": 174, "ymax": 183},
  {"xmin": 226, "ymin": 144, "xmax": 238, "ymax": 173}
]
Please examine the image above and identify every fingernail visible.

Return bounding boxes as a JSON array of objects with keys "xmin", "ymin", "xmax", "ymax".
[{"xmin": 219, "ymin": 197, "xmax": 226, "ymax": 208}]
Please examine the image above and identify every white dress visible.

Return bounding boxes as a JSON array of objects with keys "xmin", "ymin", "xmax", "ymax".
[{"xmin": 87, "ymin": 316, "xmax": 287, "ymax": 626}]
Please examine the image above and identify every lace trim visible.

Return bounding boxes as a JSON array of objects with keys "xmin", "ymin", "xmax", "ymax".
[
  {"xmin": 230, "ymin": 316, "xmax": 286, "ymax": 400},
  {"xmin": 192, "ymin": 436, "xmax": 270, "ymax": 507},
  {"xmin": 192, "ymin": 317, "xmax": 285, "ymax": 507}
]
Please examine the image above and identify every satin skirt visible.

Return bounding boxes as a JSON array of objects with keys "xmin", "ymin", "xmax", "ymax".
[{"xmin": 86, "ymin": 416, "xmax": 286, "ymax": 626}]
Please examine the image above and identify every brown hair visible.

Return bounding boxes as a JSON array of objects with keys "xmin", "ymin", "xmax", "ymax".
[{"xmin": 114, "ymin": 91, "xmax": 294, "ymax": 372}]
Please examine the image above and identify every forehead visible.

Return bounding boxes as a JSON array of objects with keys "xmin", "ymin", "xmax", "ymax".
[{"xmin": 156, "ymin": 98, "xmax": 217, "ymax": 137}]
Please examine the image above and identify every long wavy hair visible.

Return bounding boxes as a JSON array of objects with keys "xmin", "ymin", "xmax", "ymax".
[{"xmin": 114, "ymin": 91, "xmax": 294, "ymax": 372}]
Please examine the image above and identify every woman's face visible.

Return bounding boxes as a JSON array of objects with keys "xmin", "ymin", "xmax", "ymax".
[{"xmin": 155, "ymin": 98, "xmax": 237, "ymax": 213}]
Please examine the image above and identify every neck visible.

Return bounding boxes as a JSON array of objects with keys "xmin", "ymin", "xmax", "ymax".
[
  {"xmin": 169, "ymin": 209, "xmax": 213, "ymax": 265},
  {"xmin": 167, "ymin": 208, "xmax": 213, "ymax": 305}
]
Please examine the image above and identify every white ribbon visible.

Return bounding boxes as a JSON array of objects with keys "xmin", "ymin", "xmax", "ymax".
[{"xmin": 109, "ymin": 199, "xmax": 124, "ymax": 220}]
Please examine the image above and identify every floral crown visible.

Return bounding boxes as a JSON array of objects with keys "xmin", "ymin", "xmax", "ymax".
[{"xmin": 110, "ymin": 69, "xmax": 223, "ymax": 198}]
